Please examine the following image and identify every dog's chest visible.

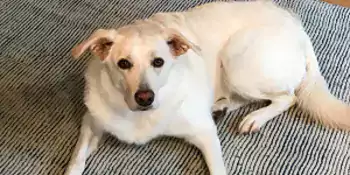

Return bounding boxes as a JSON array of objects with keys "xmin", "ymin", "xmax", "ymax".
[{"xmin": 86, "ymin": 90, "xmax": 167, "ymax": 144}]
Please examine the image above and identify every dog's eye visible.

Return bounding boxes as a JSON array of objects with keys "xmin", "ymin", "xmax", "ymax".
[
  {"xmin": 117, "ymin": 59, "xmax": 133, "ymax": 70},
  {"xmin": 151, "ymin": 57, "xmax": 164, "ymax": 68}
]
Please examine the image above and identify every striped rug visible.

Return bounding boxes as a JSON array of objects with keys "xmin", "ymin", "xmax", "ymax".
[{"xmin": 1, "ymin": 0, "xmax": 350, "ymax": 174}]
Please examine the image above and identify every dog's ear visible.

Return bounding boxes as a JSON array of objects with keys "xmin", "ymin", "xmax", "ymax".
[
  {"xmin": 165, "ymin": 29, "xmax": 201, "ymax": 57},
  {"xmin": 71, "ymin": 29, "xmax": 117, "ymax": 60}
]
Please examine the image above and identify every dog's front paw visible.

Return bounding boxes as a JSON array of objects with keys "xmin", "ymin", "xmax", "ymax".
[{"xmin": 238, "ymin": 115, "xmax": 262, "ymax": 134}]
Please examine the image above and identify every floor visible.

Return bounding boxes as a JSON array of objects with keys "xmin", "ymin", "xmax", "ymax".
[{"xmin": 324, "ymin": 0, "xmax": 350, "ymax": 7}]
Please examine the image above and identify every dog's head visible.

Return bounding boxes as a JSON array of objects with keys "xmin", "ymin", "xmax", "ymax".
[{"xmin": 72, "ymin": 22, "xmax": 199, "ymax": 111}]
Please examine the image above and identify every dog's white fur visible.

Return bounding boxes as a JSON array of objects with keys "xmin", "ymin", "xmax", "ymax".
[{"xmin": 65, "ymin": 1, "xmax": 350, "ymax": 175}]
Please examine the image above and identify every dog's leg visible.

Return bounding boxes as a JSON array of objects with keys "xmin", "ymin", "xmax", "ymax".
[
  {"xmin": 212, "ymin": 59, "xmax": 230, "ymax": 113},
  {"xmin": 186, "ymin": 125, "xmax": 226, "ymax": 175},
  {"xmin": 212, "ymin": 95, "xmax": 248, "ymax": 122},
  {"xmin": 65, "ymin": 113, "xmax": 103, "ymax": 175},
  {"xmin": 239, "ymin": 94, "xmax": 296, "ymax": 134},
  {"xmin": 213, "ymin": 94, "xmax": 248, "ymax": 112},
  {"xmin": 212, "ymin": 61, "xmax": 247, "ymax": 121}
]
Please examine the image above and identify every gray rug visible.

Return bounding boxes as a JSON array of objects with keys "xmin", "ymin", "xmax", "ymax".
[{"xmin": 1, "ymin": 0, "xmax": 350, "ymax": 174}]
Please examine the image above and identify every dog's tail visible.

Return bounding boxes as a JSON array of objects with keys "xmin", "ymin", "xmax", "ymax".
[{"xmin": 295, "ymin": 34, "xmax": 350, "ymax": 131}]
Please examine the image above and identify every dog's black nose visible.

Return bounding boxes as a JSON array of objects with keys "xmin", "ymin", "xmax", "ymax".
[{"xmin": 134, "ymin": 89, "xmax": 155, "ymax": 107}]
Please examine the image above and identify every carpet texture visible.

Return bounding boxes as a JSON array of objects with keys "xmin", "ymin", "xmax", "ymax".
[{"xmin": 1, "ymin": 0, "xmax": 350, "ymax": 174}]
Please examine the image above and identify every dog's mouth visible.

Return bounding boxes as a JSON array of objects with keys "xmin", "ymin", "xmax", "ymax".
[{"xmin": 135, "ymin": 105, "xmax": 153, "ymax": 111}]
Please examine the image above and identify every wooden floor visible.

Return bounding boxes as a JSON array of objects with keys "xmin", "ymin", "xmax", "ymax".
[{"xmin": 323, "ymin": 0, "xmax": 350, "ymax": 7}]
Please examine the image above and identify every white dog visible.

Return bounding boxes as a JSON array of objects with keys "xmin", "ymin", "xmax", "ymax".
[{"xmin": 65, "ymin": 1, "xmax": 350, "ymax": 175}]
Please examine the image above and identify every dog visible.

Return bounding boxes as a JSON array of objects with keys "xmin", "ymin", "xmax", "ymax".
[{"xmin": 65, "ymin": 1, "xmax": 350, "ymax": 175}]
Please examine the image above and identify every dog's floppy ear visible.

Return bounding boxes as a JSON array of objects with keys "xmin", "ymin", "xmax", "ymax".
[
  {"xmin": 71, "ymin": 29, "xmax": 117, "ymax": 60},
  {"xmin": 165, "ymin": 29, "xmax": 201, "ymax": 57}
]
